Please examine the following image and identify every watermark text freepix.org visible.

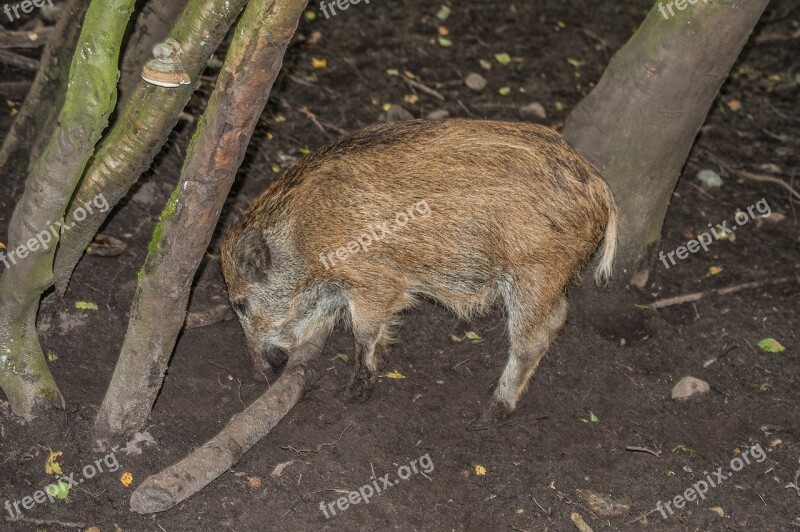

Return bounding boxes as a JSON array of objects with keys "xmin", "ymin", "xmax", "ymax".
[
  {"xmin": 319, "ymin": 199, "xmax": 432, "ymax": 270},
  {"xmin": 659, "ymin": 198, "xmax": 770, "ymax": 270},
  {"xmin": 0, "ymin": 193, "xmax": 110, "ymax": 271},
  {"xmin": 319, "ymin": 453, "xmax": 434, "ymax": 518},
  {"xmin": 656, "ymin": 443, "xmax": 766, "ymax": 519},
  {"xmin": 658, "ymin": 0, "xmax": 710, "ymax": 20},
  {"xmin": 3, "ymin": 0, "xmax": 53, "ymax": 23},
  {"xmin": 4, "ymin": 451, "xmax": 120, "ymax": 519},
  {"xmin": 318, "ymin": 0, "xmax": 369, "ymax": 20}
]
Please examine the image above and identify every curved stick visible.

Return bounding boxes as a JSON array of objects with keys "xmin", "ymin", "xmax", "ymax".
[{"xmin": 130, "ymin": 338, "xmax": 323, "ymax": 514}]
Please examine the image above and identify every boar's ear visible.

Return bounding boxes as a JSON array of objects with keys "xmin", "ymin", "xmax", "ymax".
[{"xmin": 235, "ymin": 229, "xmax": 271, "ymax": 280}]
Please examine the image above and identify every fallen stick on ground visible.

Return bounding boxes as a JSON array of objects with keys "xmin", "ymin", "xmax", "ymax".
[
  {"xmin": 184, "ymin": 304, "xmax": 233, "ymax": 329},
  {"xmin": 571, "ymin": 512, "xmax": 594, "ymax": 532},
  {"xmin": 646, "ymin": 276, "xmax": 797, "ymax": 310},
  {"xmin": 129, "ymin": 336, "xmax": 325, "ymax": 514},
  {"xmin": 739, "ymin": 170, "xmax": 800, "ymax": 202},
  {"xmin": 0, "ymin": 49, "xmax": 40, "ymax": 72},
  {"xmin": 0, "ymin": 28, "xmax": 53, "ymax": 48}
]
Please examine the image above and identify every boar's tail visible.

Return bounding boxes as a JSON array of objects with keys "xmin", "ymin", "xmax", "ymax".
[{"xmin": 594, "ymin": 180, "xmax": 618, "ymax": 286}]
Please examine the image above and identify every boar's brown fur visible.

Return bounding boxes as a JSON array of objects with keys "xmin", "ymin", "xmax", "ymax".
[{"xmin": 221, "ymin": 119, "xmax": 618, "ymax": 420}]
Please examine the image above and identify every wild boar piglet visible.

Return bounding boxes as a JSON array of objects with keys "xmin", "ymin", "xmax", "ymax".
[{"xmin": 221, "ymin": 118, "xmax": 618, "ymax": 421}]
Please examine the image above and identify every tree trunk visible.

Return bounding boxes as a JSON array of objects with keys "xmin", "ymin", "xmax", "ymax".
[
  {"xmin": 0, "ymin": 0, "xmax": 136, "ymax": 420},
  {"xmin": 52, "ymin": 0, "xmax": 249, "ymax": 295},
  {"xmin": 93, "ymin": 0, "xmax": 309, "ymax": 448},
  {"xmin": 563, "ymin": 0, "xmax": 769, "ymax": 287},
  {"xmin": 0, "ymin": 0, "xmax": 90, "ymax": 193},
  {"xmin": 118, "ymin": 0, "xmax": 191, "ymax": 109}
]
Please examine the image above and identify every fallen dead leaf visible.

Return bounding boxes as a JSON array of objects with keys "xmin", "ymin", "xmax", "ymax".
[
  {"xmin": 120, "ymin": 471, "xmax": 134, "ymax": 487},
  {"xmin": 271, "ymin": 460, "xmax": 298, "ymax": 478},
  {"xmin": 45, "ymin": 449, "xmax": 63, "ymax": 475}
]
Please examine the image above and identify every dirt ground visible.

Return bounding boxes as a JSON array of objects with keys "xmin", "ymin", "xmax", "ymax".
[{"xmin": 1, "ymin": 0, "xmax": 799, "ymax": 530}]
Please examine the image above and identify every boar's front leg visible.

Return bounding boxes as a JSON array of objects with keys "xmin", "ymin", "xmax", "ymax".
[{"xmin": 348, "ymin": 323, "xmax": 390, "ymax": 401}]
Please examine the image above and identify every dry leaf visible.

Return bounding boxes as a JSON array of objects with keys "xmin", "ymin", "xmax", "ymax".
[
  {"xmin": 382, "ymin": 370, "xmax": 406, "ymax": 379},
  {"xmin": 120, "ymin": 471, "xmax": 134, "ymax": 487},
  {"xmin": 271, "ymin": 460, "xmax": 298, "ymax": 478},
  {"xmin": 726, "ymin": 99, "xmax": 741, "ymax": 112},
  {"xmin": 45, "ymin": 450, "xmax": 63, "ymax": 475},
  {"xmin": 311, "ymin": 57, "xmax": 327, "ymax": 69}
]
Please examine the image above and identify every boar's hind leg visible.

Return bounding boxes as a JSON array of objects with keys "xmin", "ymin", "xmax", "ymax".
[
  {"xmin": 348, "ymin": 322, "xmax": 392, "ymax": 402},
  {"xmin": 489, "ymin": 288, "xmax": 568, "ymax": 420}
]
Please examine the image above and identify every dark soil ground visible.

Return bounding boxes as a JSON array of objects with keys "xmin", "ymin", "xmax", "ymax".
[{"xmin": 1, "ymin": 0, "xmax": 799, "ymax": 530}]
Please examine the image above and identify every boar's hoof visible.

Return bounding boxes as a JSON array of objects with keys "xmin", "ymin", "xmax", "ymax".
[
  {"xmin": 467, "ymin": 402, "xmax": 513, "ymax": 431},
  {"xmin": 347, "ymin": 369, "xmax": 377, "ymax": 403}
]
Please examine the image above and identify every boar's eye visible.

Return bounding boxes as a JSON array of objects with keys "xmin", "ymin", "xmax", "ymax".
[{"xmin": 231, "ymin": 299, "xmax": 249, "ymax": 316}]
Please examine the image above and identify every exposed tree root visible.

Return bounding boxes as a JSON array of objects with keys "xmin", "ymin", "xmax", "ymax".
[
  {"xmin": 646, "ymin": 275, "xmax": 797, "ymax": 310},
  {"xmin": 130, "ymin": 336, "xmax": 324, "ymax": 514}
]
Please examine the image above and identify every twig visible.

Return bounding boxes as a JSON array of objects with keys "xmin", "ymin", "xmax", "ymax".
[
  {"xmin": 0, "ymin": 49, "xmax": 40, "ymax": 72},
  {"xmin": 626, "ymin": 507, "xmax": 661, "ymax": 525},
  {"xmin": 754, "ymin": 27, "xmax": 800, "ymax": 44},
  {"xmin": 625, "ymin": 445, "xmax": 662, "ymax": 458},
  {"xmin": 739, "ymin": 170, "xmax": 800, "ymax": 201},
  {"xmin": 4, "ymin": 516, "xmax": 86, "ymax": 529},
  {"xmin": 403, "ymin": 77, "xmax": 445, "ymax": 101},
  {"xmin": 688, "ymin": 181, "xmax": 715, "ymax": 200},
  {"xmin": 0, "ymin": 28, "xmax": 53, "ymax": 48},
  {"xmin": 299, "ymin": 106, "xmax": 331, "ymax": 136},
  {"xmin": 282, "ymin": 422, "xmax": 355, "ymax": 454},
  {"xmin": 184, "ymin": 304, "xmax": 234, "ymax": 329},
  {"xmin": 451, "ymin": 359, "xmax": 470, "ymax": 370},
  {"xmin": 316, "ymin": 422, "xmax": 354, "ymax": 452},
  {"xmin": 571, "ymin": 512, "xmax": 594, "ymax": 532},
  {"xmin": 645, "ymin": 276, "xmax": 797, "ymax": 310},
  {"xmin": 0, "ymin": 81, "xmax": 32, "ymax": 98},
  {"xmin": 785, "ymin": 469, "xmax": 800, "ymax": 497},
  {"xmin": 533, "ymin": 497, "xmax": 550, "ymax": 515}
]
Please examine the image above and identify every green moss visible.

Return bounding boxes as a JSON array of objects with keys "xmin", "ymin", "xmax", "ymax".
[
  {"xmin": 38, "ymin": 386, "xmax": 58, "ymax": 402},
  {"xmin": 146, "ymin": 184, "xmax": 181, "ymax": 257}
]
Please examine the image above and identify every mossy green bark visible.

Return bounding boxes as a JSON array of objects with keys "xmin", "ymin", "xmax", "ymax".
[
  {"xmin": 53, "ymin": 0, "xmax": 249, "ymax": 295},
  {"xmin": 0, "ymin": 0, "xmax": 90, "ymax": 184},
  {"xmin": 0, "ymin": 0, "xmax": 136, "ymax": 420},
  {"xmin": 94, "ymin": 0, "xmax": 309, "ymax": 448},
  {"xmin": 563, "ymin": 0, "xmax": 769, "ymax": 286}
]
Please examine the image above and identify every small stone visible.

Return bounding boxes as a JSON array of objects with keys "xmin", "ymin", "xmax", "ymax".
[
  {"xmin": 696, "ymin": 169, "xmax": 723, "ymax": 188},
  {"xmin": 520, "ymin": 102, "xmax": 547, "ymax": 121},
  {"xmin": 759, "ymin": 212, "xmax": 786, "ymax": 225},
  {"xmin": 465, "ymin": 72, "xmax": 487, "ymax": 92},
  {"xmin": 671, "ymin": 376, "xmax": 710, "ymax": 400},
  {"xmin": 479, "ymin": 59, "xmax": 492, "ymax": 71},
  {"xmin": 386, "ymin": 105, "xmax": 414, "ymax": 123},
  {"xmin": 427, "ymin": 109, "xmax": 450, "ymax": 120}
]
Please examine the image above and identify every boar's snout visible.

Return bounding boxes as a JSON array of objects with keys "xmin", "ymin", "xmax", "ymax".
[{"xmin": 243, "ymin": 329, "xmax": 288, "ymax": 380}]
